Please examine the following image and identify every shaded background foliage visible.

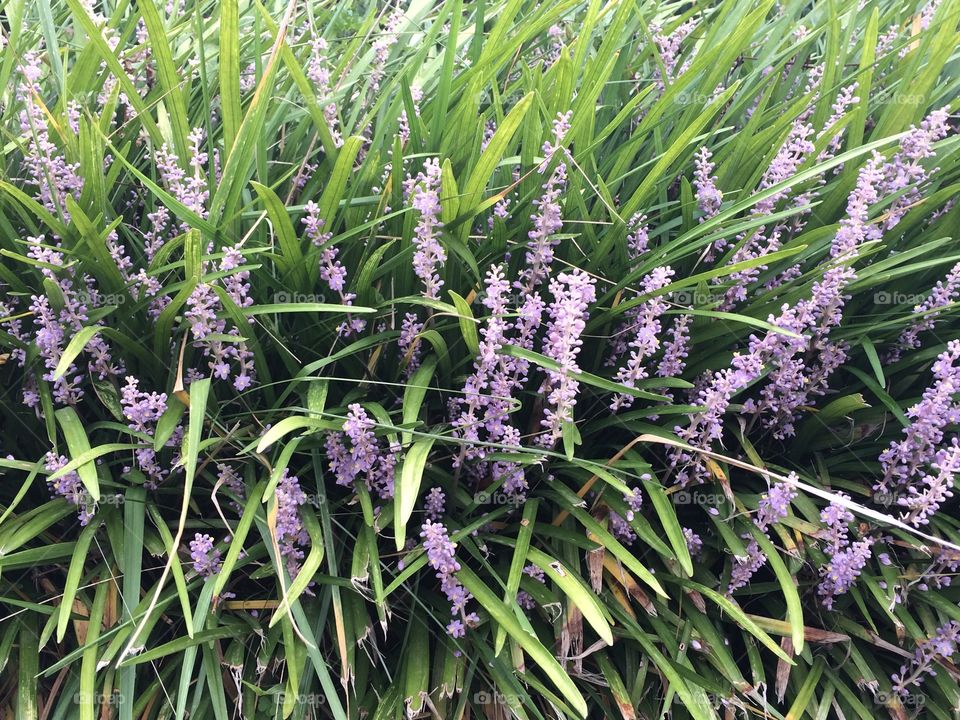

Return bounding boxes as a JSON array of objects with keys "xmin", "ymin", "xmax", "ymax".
[{"xmin": 0, "ymin": 0, "xmax": 959, "ymax": 717}]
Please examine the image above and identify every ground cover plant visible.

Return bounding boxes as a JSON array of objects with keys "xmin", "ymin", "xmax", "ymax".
[{"xmin": 1, "ymin": 0, "xmax": 959, "ymax": 717}]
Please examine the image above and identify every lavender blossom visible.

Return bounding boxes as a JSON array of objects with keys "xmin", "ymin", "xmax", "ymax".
[
  {"xmin": 889, "ymin": 261, "xmax": 960, "ymax": 362},
  {"xmin": 398, "ymin": 312, "xmax": 424, "ymax": 374},
  {"xmin": 875, "ymin": 341, "xmax": 960, "ymax": 525},
  {"xmin": 306, "ymin": 38, "xmax": 343, "ymax": 147},
  {"xmin": 17, "ymin": 52, "xmax": 84, "ymax": 218},
  {"xmin": 683, "ymin": 527, "xmax": 703, "ymax": 557},
  {"xmin": 818, "ymin": 537, "xmax": 874, "ymax": 609},
  {"xmin": 727, "ymin": 479, "xmax": 797, "ymax": 593},
  {"xmin": 275, "ymin": 469, "xmax": 309, "ymax": 579},
  {"xmin": 369, "ymin": 9, "xmax": 405, "ymax": 95},
  {"xmin": 609, "ymin": 267, "xmax": 674, "ymax": 411},
  {"xmin": 453, "ymin": 267, "xmax": 519, "ymax": 450},
  {"xmin": 217, "ymin": 462, "xmax": 246, "ymax": 512},
  {"xmin": 189, "ymin": 533, "xmax": 222, "ymax": 577},
  {"xmin": 538, "ymin": 270, "xmax": 597, "ymax": 446},
  {"xmin": 625, "ymin": 213, "xmax": 650, "ymax": 260},
  {"xmin": 609, "ymin": 512, "xmax": 637, "ymax": 544},
  {"xmin": 658, "ymin": 315, "xmax": 691, "ymax": 378},
  {"xmin": 735, "ymin": 108, "xmax": 951, "ymax": 440},
  {"xmin": 421, "ymin": 520, "xmax": 479, "ymax": 637},
  {"xmin": 405, "ymin": 158, "xmax": 446, "ymax": 298},
  {"xmin": 425, "ymin": 487, "xmax": 445, "ymax": 519},
  {"xmin": 326, "ymin": 404, "xmax": 397, "ymax": 501},
  {"xmin": 155, "ymin": 127, "xmax": 209, "ymax": 218},
  {"xmin": 183, "ymin": 245, "xmax": 257, "ymax": 389},
  {"xmin": 693, "ymin": 147, "xmax": 723, "ymax": 218},
  {"xmin": 892, "ymin": 621, "xmax": 960, "ymax": 698},
  {"xmin": 45, "ymin": 452, "xmax": 95, "ymax": 525},
  {"xmin": 518, "ymin": 113, "xmax": 572, "ymax": 291},
  {"xmin": 623, "ymin": 485, "xmax": 644, "ymax": 521},
  {"xmin": 120, "ymin": 376, "xmax": 170, "ymax": 487},
  {"xmin": 649, "ymin": 20, "xmax": 697, "ymax": 89},
  {"xmin": 302, "ymin": 201, "xmax": 364, "ymax": 335}
]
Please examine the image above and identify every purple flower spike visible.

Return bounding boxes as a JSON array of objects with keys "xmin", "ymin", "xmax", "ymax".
[
  {"xmin": 275, "ymin": 469, "xmax": 309, "ymax": 579},
  {"xmin": 538, "ymin": 269, "xmax": 597, "ymax": 446},
  {"xmin": 189, "ymin": 533, "xmax": 222, "ymax": 577},
  {"xmin": 609, "ymin": 267, "xmax": 674, "ymax": 411},
  {"xmin": 326, "ymin": 404, "xmax": 397, "ymax": 501},
  {"xmin": 405, "ymin": 158, "xmax": 446, "ymax": 299},
  {"xmin": 727, "ymin": 478, "xmax": 796, "ymax": 593},
  {"xmin": 421, "ymin": 520, "xmax": 477, "ymax": 638},
  {"xmin": 693, "ymin": 147, "xmax": 722, "ymax": 218}
]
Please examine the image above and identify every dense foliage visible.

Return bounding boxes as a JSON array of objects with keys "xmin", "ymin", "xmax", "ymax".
[{"xmin": 1, "ymin": 0, "xmax": 959, "ymax": 717}]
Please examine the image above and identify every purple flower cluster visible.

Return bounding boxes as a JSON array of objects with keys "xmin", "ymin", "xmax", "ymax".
[
  {"xmin": 889, "ymin": 261, "xmax": 960, "ymax": 362},
  {"xmin": 189, "ymin": 533, "xmax": 222, "ymax": 577},
  {"xmin": 424, "ymin": 487, "xmax": 445, "ymax": 519},
  {"xmin": 649, "ymin": 20, "xmax": 697, "ymax": 89},
  {"xmin": 183, "ymin": 244, "xmax": 256, "ymax": 390},
  {"xmin": 405, "ymin": 158, "xmax": 446, "ymax": 299},
  {"xmin": 609, "ymin": 267, "xmax": 674, "ymax": 411},
  {"xmin": 217, "ymin": 462, "xmax": 246, "ymax": 512},
  {"xmin": 728, "ymin": 479, "xmax": 797, "ymax": 593},
  {"xmin": 623, "ymin": 483, "xmax": 644, "ymax": 521},
  {"xmin": 817, "ymin": 496, "xmax": 873, "ymax": 609},
  {"xmin": 538, "ymin": 270, "xmax": 597, "ymax": 446},
  {"xmin": 16, "ymin": 237, "xmax": 123, "ymax": 407},
  {"xmin": 302, "ymin": 201, "xmax": 365, "ymax": 336},
  {"xmin": 420, "ymin": 520, "xmax": 478, "ymax": 638},
  {"xmin": 44, "ymin": 452, "xmax": 95, "ymax": 525},
  {"xmin": 306, "ymin": 37, "xmax": 343, "ymax": 148},
  {"xmin": 326, "ymin": 404, "xmax": 399, "ymax": 501},
  {"xmin": 369, "ymin": 9, "xmax": 405, "ymax": 96},
  {"xmin": 673, "ymin": 109, "xmax": 952, "ymax": 469},
  {"xmin": 609, "ymin": 512, "xmax": 637, "ymax": 544},
  {"xmin": 718, "ymin": 120, "xmax": 816, "ymax": 308},
  {"xmin": 275, "ymin": 469, "xmax": 309, "ymax": 579},
  {"xmin": 17, "ymin": 53, "xmax": 83, "ymax": 218},
  {"xmin": 658, "ymin": 315, "xmax": 691, "ymax": 378},
  {"xmin": 693, "ymin": 147, "xmax": 723, "ymax": 219},
  {"xmin": 451, "ymin": 265, "xmax": 526, "ymax": 495},
  {"xmin": 398, "ymin": 86, "xmax": 423, "ymax": 143},
  {"xmin": 875, "ymin": 341, "xmax": 960, "ymax": 526},
  {"xmin": 517, "ymin": 564, "xmax": 546, "ymax": 609},
  {"xmin": 120, "ymin": 376, "xmax": 174, "ymax": 487},
  {"xmin": 398, "ymin": 312, "xmax": 425, "ymax": 374},
  {"xmin": 519, "ymin": 113, "xmax": 572, "ymax": 291},
  {"xmin": 683, "ymin": 527, "xmax": 703, "ymax": 557},
  {"xmin": 155, "ymin": 127, "xmax": 209, "ymax": 218},
  {"xmin": 892, "ymin": 621, "xmax": 960, "ymax": 698}
]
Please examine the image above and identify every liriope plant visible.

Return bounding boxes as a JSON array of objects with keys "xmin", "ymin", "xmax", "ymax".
[{"xmin": 1, "ymin": 0, "xmax": 959, "ymax": 718}]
